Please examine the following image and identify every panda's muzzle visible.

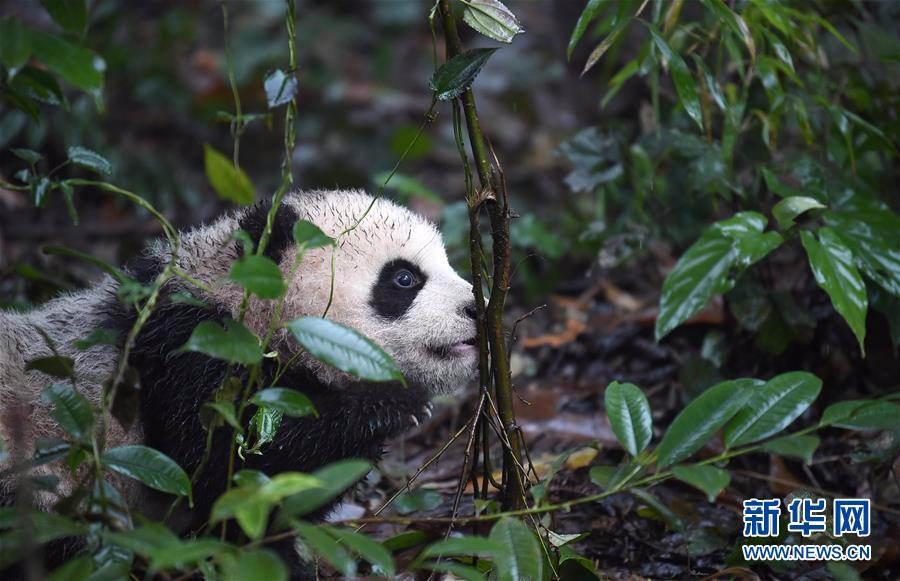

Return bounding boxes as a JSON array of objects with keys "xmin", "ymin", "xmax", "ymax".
[{"xmin": 429, "ymin": 336, "xmax": 477, "ymax": 358}]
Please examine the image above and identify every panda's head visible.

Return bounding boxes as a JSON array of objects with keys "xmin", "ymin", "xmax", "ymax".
[{"xmin": 275, "ymin": 190, "xmax": 477, "ymax": 393}]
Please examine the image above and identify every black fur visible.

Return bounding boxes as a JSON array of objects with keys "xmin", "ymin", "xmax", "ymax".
[
  {"xmin": 238, "ymin": 199, "xmax": 300, "ymax": 264},
  {"xmin": 370, "ymin": 259, "xmax": 427, "ymax": 319}
]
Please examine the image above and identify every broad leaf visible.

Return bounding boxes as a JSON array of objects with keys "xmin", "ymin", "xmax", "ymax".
[
  {"xmin": 101, "ymin": 445, "xmax": 191, "ymax": 502},
  {"xmin": 827, "ymin": 208, "xmax": 900, "ymax": 297},
  {"xmin": 277, "ymin": 459, "xmax": 372, "ymax": 524},
  {"xmin": 422, "ymin": 535, "xmax": 503, "ymax": 558},
  {"xmin": 489, "ymin": 517, "xmax": 543, "ymax": 581},
  {"xmin": 328, "ymin": 528, "xmax": 396, "ymax": 577},
  {"xmin": 429, "ymin": 48, "xmax": 497, "ymax": 101},
  {"xmin": 263, "ymin": 69, "xmax": 298, "ymax": 109},
  {"xmin": 724, "ymin": 371, "xmax": 822, "ymax": 447},
  {"xmin": 772, "ymin": 196, "xmax": 826, "ymax": 229},
  {"xmin": 252, "ymin": 388, "xmax": 318, "ymax": 417},
  {"xmin": 40, "ymin": 0, "xmax": 87, "ymax": 36},
  {"xmin": 213, "ymin": 472, "xmax": 320, "ymax": 540},
  {"xmin": 647, "ymin": 24, "xmax": 703, "ymax": 130},
  {"xmin": 224, "ymin": 549, "xmax": 287, "ymax": 581},
  {"xmin": 203, "ymin": 143, "xmax": 254, "ymax": 205},
  {"xmin": 656, "ymin": 379, "xmax": 754, "ymax": 467},
  {"xmin": 47, "ymin": 554, "xmax": 93, "ymax": 580},
  {"xmin": 293, "ymin": 219, "xmax": 334, "ymax": 250},
  {"xmin": 604, "ymin": 381, "xmax": 652, "ymax": 456},
  {"xmin": 759, "ymin": 434, "xmax": 819, "ymax": 464},
  {"xmin": 67, "ymin": 146, "xmax": 111, "ymax": 175},
  {"xmin": 286, "ymin": 317, "xmax": 404, "ymax": 383},
  {"xmin": 829, "ymin": 401, "xmax": 900, "ymax": 430},
  {"xmin": 0, "ymin": 17, "xmax": 31, "ymax": 72},
  {"xmin": 42, "ymin": 383, "xmax": 93, "ymax": 441},
  {"xmin": 179, "ymin": 318, "xmax": 262, "ymax": 365},
  {"xmin": 28, "ymin": 28, "xmax": 102, "ymax": 93},
  {"xmin": 672, "ymin": 463, "xmax": 730, "ymax": 502},
  {"xmin": 27, "ymin": 355, "xmax": 75, "ymax": 379},
  {"xmin": 461, "ymin": 0, "xmax": 524, "ymax": 44},
  {"xmin": 294, "ymin": 521, "xmax": 355, "ymax": 577},
  {"xmin": 800, "ymin": 229, "xmax": 867, "ymax": 353},
  {"xmin": 228, "ymin": 254, "xmax": 286, "ymax": 299}
]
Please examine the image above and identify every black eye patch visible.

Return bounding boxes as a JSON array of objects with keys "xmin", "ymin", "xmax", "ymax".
[{"xmin": 370, "ymin": 259, "xmax": 427, "ymax": 319}]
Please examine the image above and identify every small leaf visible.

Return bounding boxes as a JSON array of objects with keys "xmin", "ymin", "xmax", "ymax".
[
  {"xmin": 604, "ymin": 381, "xmax": 652, "ymax": 456},
  {"xmin": 646, "ymin": 24, "xmax": 703, "ymax": 130},
  {"xmin": 759, "ymin": 434, "xmax": 819, "ymax": 464},
  {"xmin": 422, "ymin": 535, "xmax": 503, "ymax": 558},
  {"xmin": 375, "ymin": 172, "xmax": 443, "ymax": 204},
  {"xmin": 394, "ymin": 488, "xmax": 442, "ymax": 515},
  {"xmin": 293, "ymin": 219, "xmax": 335, "ymax": 250},
  {"xmin": 12, "ymin": 148, "xmax": 42, "ymax": 165},
  {"xmin": 581, "ymin": 18, "xmax": 630, "ymax": 76},
  {"xmin": 429, "ymin": 48, "xmax": 497, "ymax": 101},
  {"xmin": 73, "ymin": 328, "xmax": 119, "ymax": 350},
  {"xmin": 656, "ymin": 379, "xmax": 754, "ymax": 467},
  {"xmin": 67, "ymin": 145, "xmax": 111, "ymax": 175},
  {"xmin": 461, "ymin": 0, "xmax": 524, "ymax": 43},
  {"xmin": 263, "ymin": 69, "xmax": 298, "ymax": 109},
  {"xmin": 0, "ymin": 16, "xmax": 31, "ymax": 72},
  {"xmin": 800, "ymin": 229, "xmax": 867, "ymax": 353},
  {"xmin": 179, "ymin": 319, "xmax": 262, "ymax": 365},
  {"xmin": 277, "ymin": 459, "xmax": 371, "ymax": 524},
  {"xmin": 200, "ymin": 401, "xmax": 243, "ymax": 432},
  {"xmin": 567, "ymin": 0, "xmax": 608, "ymax": 60},
  {"xmin": 772, "ymin": 196, "xmax": 826, "ymax": 229},
  {"xmin": 286, "ymin": 317, "xmax": 404, "ymax": 383},
  {"xmin": 203, "ymin": 143, "xmax": 255, "ymax": 205},
  {"xmin": 724, "ymin": 371, "xmax": 821, "ymax": 447},
  {"xmin": 672, "ymin": 463, "xmax": 731, "ymax": 502},
  {"xmin": 101, "ymin": 445, "xmax": 191, "ymax": 502},
  {"xmin": 829, "ymin": 401, "xmax": 900, "ymax": 430},
  {"xmin": 40, "ymin": 0, "xmax": 87, "ymax": 36},
  {"xmin": 41, "ymin": 383, "xmax": 93, "ymax": 441},
  {"xmin": 327, "ymin": 528, "xmax": 396, "ymax": 577},
  {"xmin": 489, "ymin": 517, "xmax": 542, "ymax": 581},
  {"xmin": 228, "ymin": 254, "xmax": 286, "ymax": 299},
  {"xmin": 251, "ymin": 388, "xmax": 318, "ymax": 418},
  {"xmin": 251, "ymin": 407, "xmax": 283, "ymax": 448},
  {"xmin": 294, "ymin": 521, "xmax": 355, "ymax": 577},
  {"xmin": 27, "ymin": 355, "xmax": 75, "ymax": 379}
]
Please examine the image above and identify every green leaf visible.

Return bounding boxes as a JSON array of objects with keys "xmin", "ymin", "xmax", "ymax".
[
  {"xmin": 489, "ymin": 517, "xmax": 542, "ymax": 581},
  {"xmin": 27, "ymin": 355, "xmax": 75, "ymax": 379},
  {"xmin": 700, "ymin": 0, "xmax": 755, "ymax": 60},
  {"xmin": 263, "ymin": 69, "xmax": 298, "ymax": 109},
  {"xmin": 41, "ymin": 383, "xmax": 93, "ymax": 440},
  {"xmin": 203, "ymin": 143, "xmax": 255, "ymax": 205},
  {"xmin": 429, "ymin": 48, "xmax": 497, "ymax": 101},
  {"xmin": 251, "ymin": 388, "xmax": 318, "ymax": 417},
  {"xmin": 214, "ymin": 472, "xmax": 320, "ymax": 540},
  {"xmin": 421, "ymin": 562, "xmax": 485, "ymax": 581},
  {"xmin": 294, "ymin": 521, "xmax": 356, "ymax": 577},
  {"xmin": 772, "ymin": 196, "xmax": 826, "ymax": 229},
  {"xmin": 327, "ymin": 528, "xmax": 396, "ymax": 577},
  {"xmin": 200, "ymin": 401, "xmax": 243, "ymax": 432},
  {"xmin": 12, "ymin": 148, "xmax": 42, "ymax": 165},
  {"xmin": 40, "ymin": 0, "xmax": 87, "ymax": 36},
  {"xmin": 568, "ymin": 0, "xmax": 608, "ymax": 60},
  {"xmin": 394, "ymin": 488, "xmax": 442, "ymax": 515},
  {"xmin": 820, "ymin": 399, "xmax": 871, "ymax": 426},
  {"xmin": 277, "ymin": 459, "xmax": 372, "ymax": 523},
  {"xmin": 604, "ymin": 381, "xmax": 652, "ymax": 456},
  {"xmin": 672, "ymin": 463, "xmax": 731, "ymax": 502},
  {"xmin": 285, "ymin": 317, "xmax": 404, "ymax": 383},
  {"xmin": 724, "ymin": 372, "xmax": 822, "ymax": 447},
  {"xmin": 47, "ymin": 554, "xmax": 93, "ymax": 581},
  {"xmin": 251, "ymin": 407, "xmax": 283, "ymax": 448},
  {"xmin": 375, "ymin": 171, "xmax": 443, "ymax": 204},
  {"xmin": 67, "ymin": 146, "xmax": 111, "ymax": 175},
  {"xmin": 800, "ymin": 229, "xmax": 868, "ymax": 353},
  {"xmin": 827, "ymin": 209, "xmax": 900, "ymax": 297},
  {"xmin": 460, "ymin": 0, "xmax": 524, "ymax": 43},
  {"xmin": 101, "ymin": 445, "xmax": 191, "ymax": 502},
  {"xmin": 28, "ymin": 28, "xmax": 102, "ymax": 93},
  {"xmin": 646, "ymin": 23, "xmax": 703, "ymax": 130},
  {"xmin": 422, "ymin": 535, "xmax": 503, "ymax": 558},
  {"xmin": 759, "ymin": 434, "xmax": 819, "ymax": 464},
  {"xmin": 179, "ymin": 319, "xmax": 262, "ymax": 365},
  {"xmin": 228, "ymin": 254, "xmax": 285, "ymax": 299},
  {"xmin": 581, "ymin": 17, "xmax": 630, "ymax": 76},
  {"xmin": 0, "ymin": 17, "xmax": 31, "ymax": 72},
  {"xmin": 829, "ymin": 401, "xmax": 900, "ymax": 430},
  {"xmin": 656, "ymin": 379, "xmax": 754, "ymax": 467},
  {"xmin": 224, "ymin": 549, "xmax": 287, "ymax": 581},
  {"xmin": 293, "ymin": 219, "xmax": 335, "ymax": 250},
  {"xmin": 73, "ymin": 328, "xmax": 118, "ymax": 350}
]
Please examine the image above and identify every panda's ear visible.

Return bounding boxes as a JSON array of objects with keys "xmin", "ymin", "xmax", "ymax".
[{"xmin": 238, "ymin": 198, "xmax": 300, "ymax": 264}]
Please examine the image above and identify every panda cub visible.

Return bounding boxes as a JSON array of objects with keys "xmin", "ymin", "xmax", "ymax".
[{"xmin": 0, "ymin": 190, "xmax": 477, "ymax": 559}]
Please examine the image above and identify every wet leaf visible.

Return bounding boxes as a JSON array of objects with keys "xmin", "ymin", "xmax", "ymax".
[
  {"xmin": 251, "ymin": 388, "xmax": 318, "ymax": 418},
  {"xmin": 672, "ymin": 463, "xmax": 730, "ymax": 502},
  {"xmin": 567, "ymin": 0, "xmax": 609, "ymax": 59},
  {"xmin": 263, "ymin": 69, "xmax": 298, "ymax": 109},
  {"xmin": 656, "ymin": 379, "xmax": 754, "ymax": 467},
  {"xmin": 179, "ymin": 319, "xmax": 262, "ymax": 365},
  {"xmin": 490, "ymin": 517, "xmax": 543, "ymax": 581},
  {"xmin": 429, "ymin": 48, "xmax": 497, "ymax": 101},
  {"xmin": 286, "ymin": 317, "xmax": 404, "ymax": 383},
  {"xmin": 724, "ymin": 371, "xmax": 821, "ymax": 447},
  {"xmin": 800, "ymin": 228, "xmax": 867, "ymax": 353},
  {"xmin": 228, "ymin": 254, "xmax": 286, "ymax": 299},
  {"xmin": 41, "ymin": 383, "xmax": 93, "ymax": 440},
  {"xmin": 67, "ymin": 145, "xmax": 111, "ymax": 175},
  {"xmin": 101, "ymin": 445, "xmax": 191, "ymax": 502},
  {"xmin": 203, "ymin": 143, "xmax": 254, "ymax": 205},
  {"xmin": 460, "ymin": 0, "xmax": 524, "ymax": 44},
  {"xmin": 772, "ymin": 196, "xmax": 826, "ymax": 229},
  {"xmin": 604, "ymin": 381, "xmax": 652, "ymax": 456},
  {"xmin": 827, "ymin": 208, "xmax": 900, "ymax": 297}
]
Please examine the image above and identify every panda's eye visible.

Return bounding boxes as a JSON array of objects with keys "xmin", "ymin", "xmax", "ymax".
[{"xmin": 393, "ymin": 269, "xmax": 416, "ymax": 288}]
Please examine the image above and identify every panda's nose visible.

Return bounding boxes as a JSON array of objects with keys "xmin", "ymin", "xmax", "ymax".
[{"xmin": 463, "ymin": 302, "xmax": 477, "ymax": 321}]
